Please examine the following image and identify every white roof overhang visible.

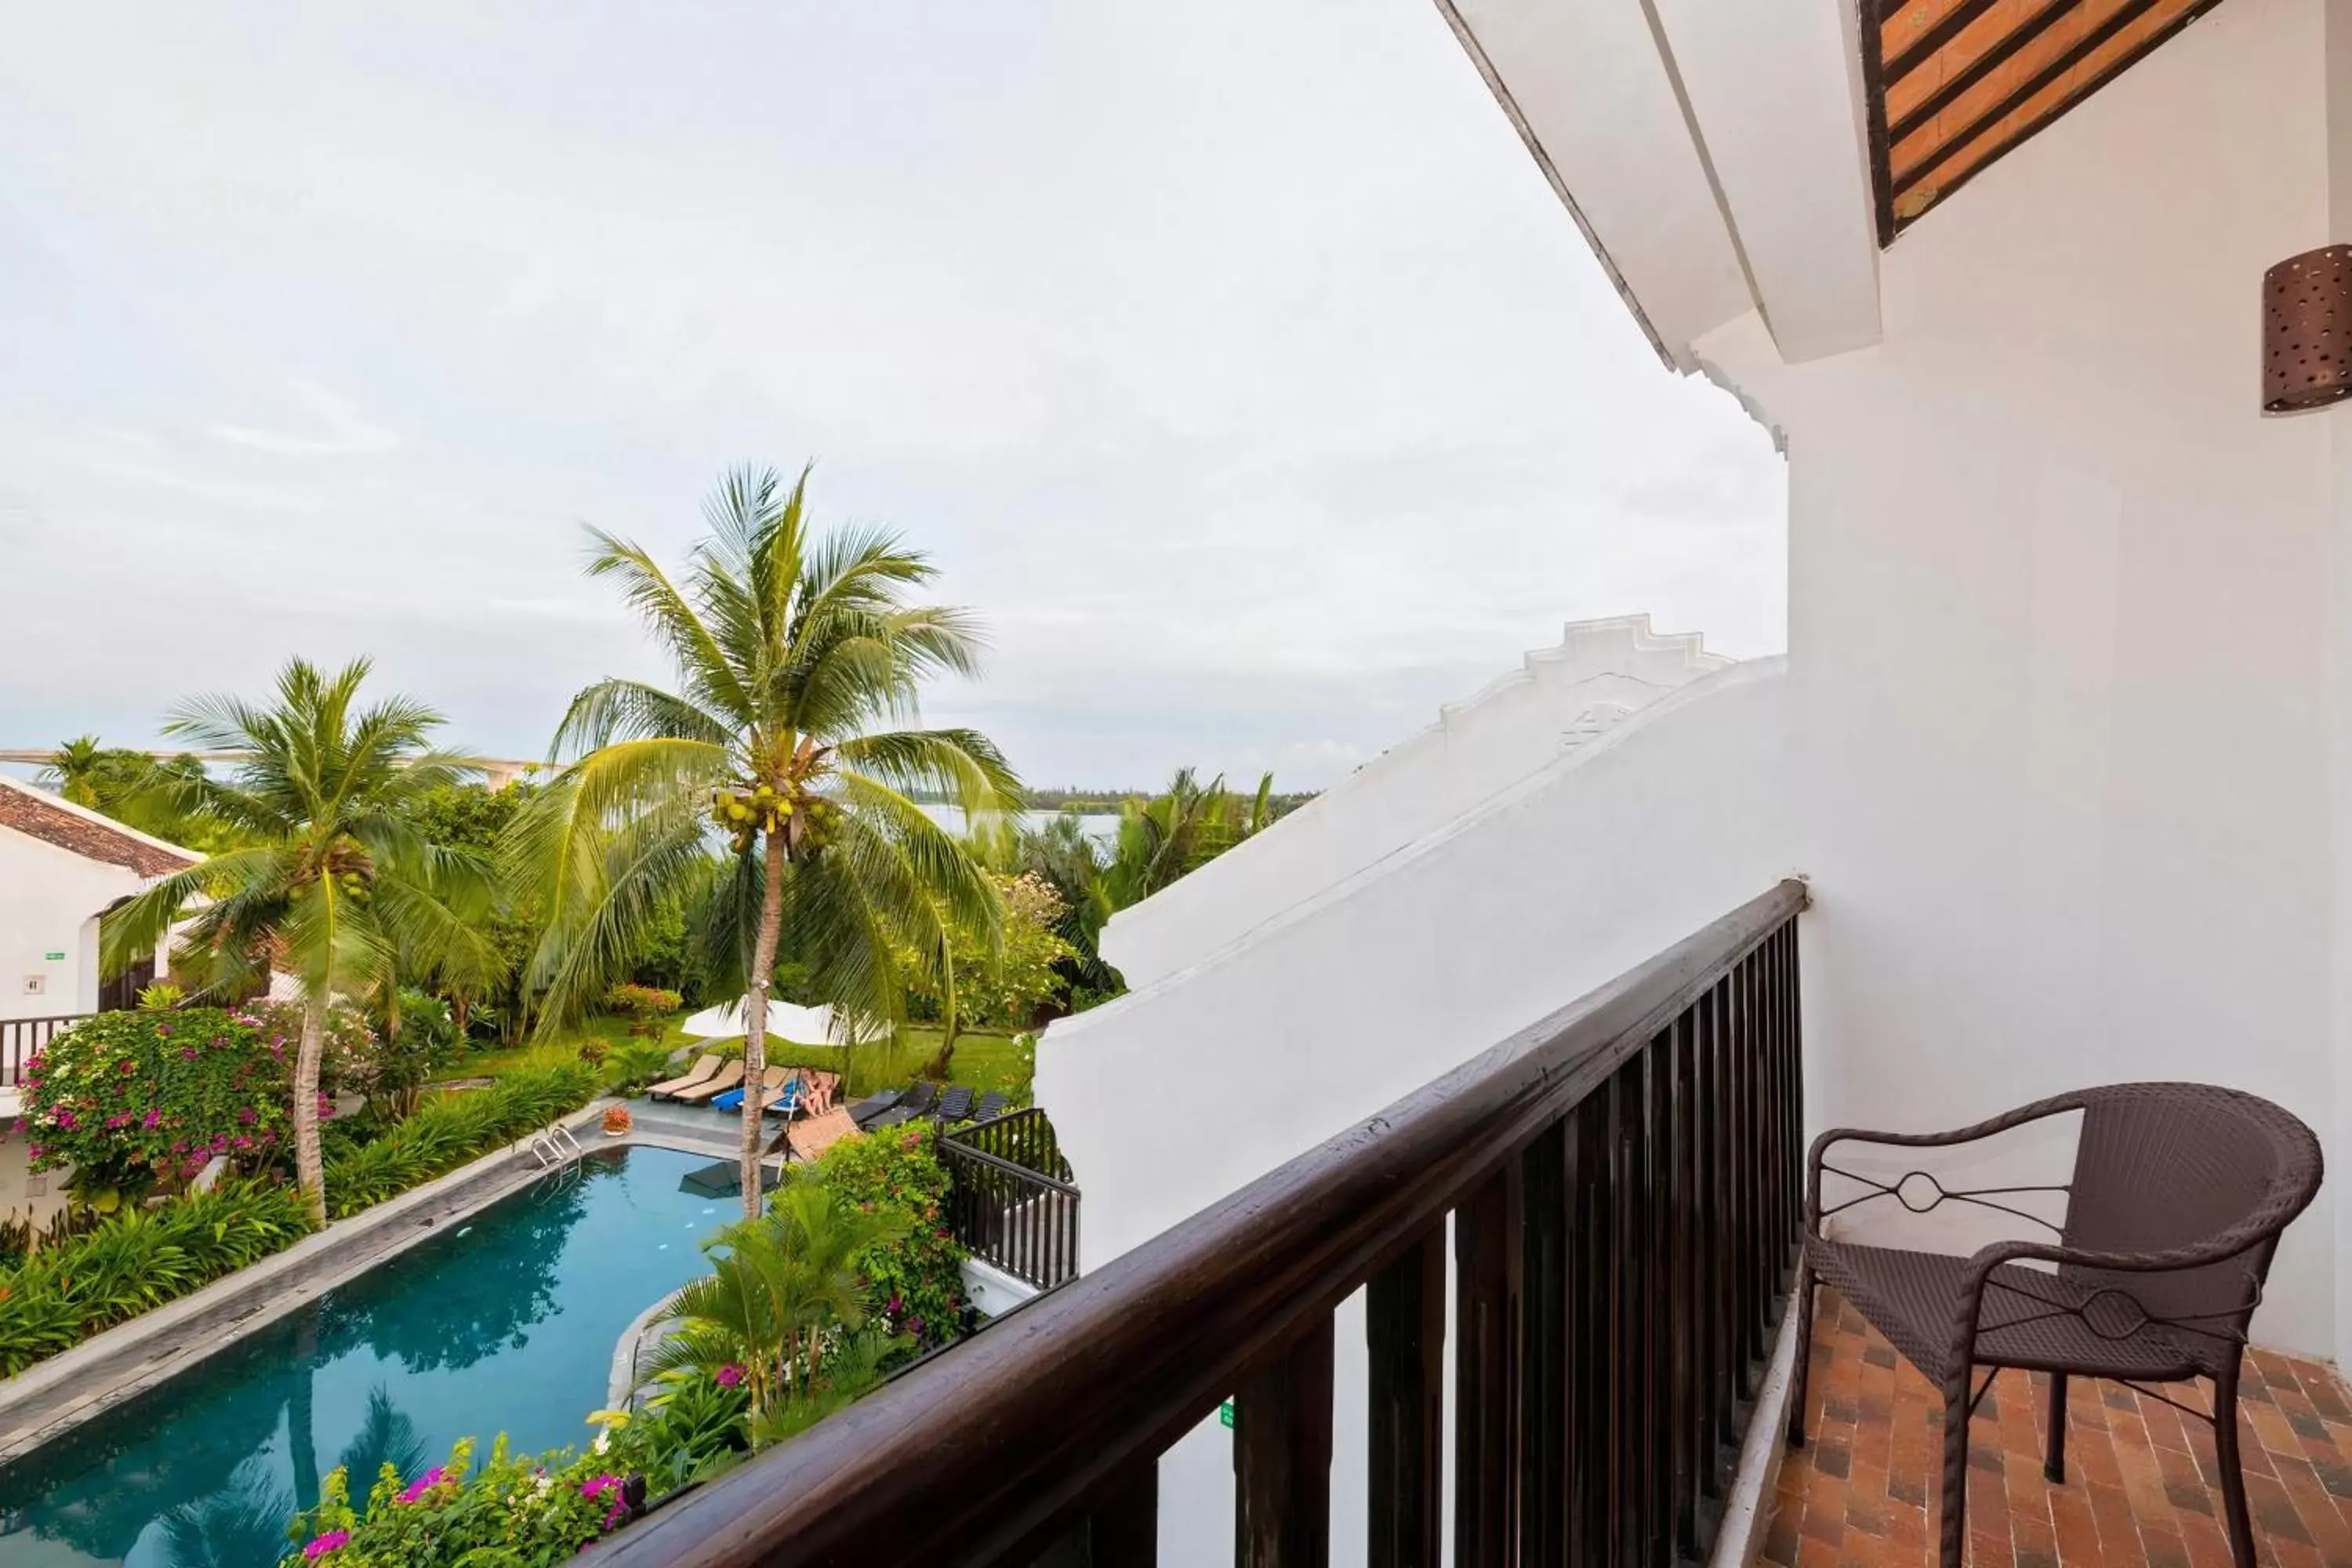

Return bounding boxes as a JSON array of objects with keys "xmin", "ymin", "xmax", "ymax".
[{"xmin": 1436, "ymin": 0, "xmax": 1882, "ymax": 369}]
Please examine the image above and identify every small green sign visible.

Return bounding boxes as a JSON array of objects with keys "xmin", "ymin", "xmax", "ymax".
[
  {"xmin": 1218, "ymin": 1399, "xmax": 1234, "ymax": 1430},
  {"xmin": 42, "ymin": 952, "xmax": 64, "ymax": 962}
]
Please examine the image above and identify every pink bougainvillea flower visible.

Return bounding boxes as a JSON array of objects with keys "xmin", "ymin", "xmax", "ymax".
[
  {"xmin": 143, "ymin": 1109, "xmax": 162, "ymax": 1129},
  {"xmin": 581, "ymin": 1474, "xmax": 624, "ymax": 1501},
  {"xmin": 396, "ymin": 1465, "xmax": 448, "ymax": 1503},
  {"xmin": 301, "ymin": 1530, "xmax": 349, "ymax": 1559},
  {"xmin": 238, "ymin": 1107, "xmax": 258, "ymax": 1125},
  {"xmin": 178, "ymin": 1047, "xmax": 198, "ymax": 1061},
  {"xmin": 118, "ymin": 1059, "xmax": 138, "ymax": 1075},
  {"xmin": 53, "ymin": 1110, "xmax": 75, "ymax": 1131},
  {"xmin": 715, "ymin": 1363, "xmax": 746, "ymax": 1388}
]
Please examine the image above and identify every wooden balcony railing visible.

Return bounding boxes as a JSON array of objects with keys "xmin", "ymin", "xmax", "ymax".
[
  {"xmin": 582, "ymin": 878, "xmax": 1807, "ymax": 1568},
  {"xmin": 1, "ymin": 1014, "xmax": 91, "ymax": 1089}
]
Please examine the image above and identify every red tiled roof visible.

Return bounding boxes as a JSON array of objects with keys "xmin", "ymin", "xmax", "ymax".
[{"xmin": 0, "ymin": 779, "xmax": 199, "ymax": 878}]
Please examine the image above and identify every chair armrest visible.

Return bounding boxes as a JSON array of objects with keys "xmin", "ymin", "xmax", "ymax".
[{"xmin": 1804, "ymin": 1093, "xmax": 2089, "ymax": 1232}]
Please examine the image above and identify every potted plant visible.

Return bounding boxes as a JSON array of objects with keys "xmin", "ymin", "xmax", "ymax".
[{"xmin": 602, "ymin": 1105, "xmax": 633, "ymax": 1138}]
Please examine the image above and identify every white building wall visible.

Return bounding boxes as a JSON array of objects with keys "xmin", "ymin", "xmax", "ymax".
[
  {"xmin": 1039, "ymin": 661, "xmax": 1794, "ymax": 1563},
  {"xmin": 1100, "ymin": 615, "xmax": 1730, "ymax": 993},
  {"xmin": 1697, "ymin": 0, "xmax": 2340, "ymax": 1355},
  {"xmin": 0, "ymin": 826, "xmax": 145, "ymax": 1029}
]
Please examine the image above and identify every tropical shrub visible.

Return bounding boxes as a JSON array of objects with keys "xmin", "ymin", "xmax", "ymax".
[
  {"xmin": 0, "ymin": 1180, "xmax": 311, "ymax": 1376},
  {"xmin": 601, "ymin": 1042, "xmax": 676, "ymax": 1096},
  {"xmin": 21, "ymin": 1008, "xmax": 293, "ymax": 1200},
  {"xmin": 246, "ymin": 1000, "xmax": 382, "ymax": 1104},
  {"xmin": 641, "ymin": 1184, "xmax": 911, "ymax": 1442},
  {"xmin": 906, "ymin": 873, "xmax": 1076, "ymax": 1033},
  {"xmin": 798, "ymin": 1122, "xmax": 967, "ymax": 1347},
  {"xmin": 602, "ymin": 984, "xmax": 682, "ymax": 1033},
  {"xmin": 280, "ymin": 1434, "xmax": 641, "ymax": 1567},
  {"xmin": 321, "ymin": 1064, "xmax": 596, "ymax": 1218}
]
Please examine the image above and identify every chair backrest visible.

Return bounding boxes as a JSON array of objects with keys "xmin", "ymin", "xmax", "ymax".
[
  {"xmin": 2061, "ymin": 1083, "xmax": 2322, "ymax": 1361},
  {"xmin": 900, "ymin": 1081, "xmax": 939, "ymax": 1115},
  {"xmin": 680, "ymin": 1054, "xmax": 721, "ymax": 1082}
]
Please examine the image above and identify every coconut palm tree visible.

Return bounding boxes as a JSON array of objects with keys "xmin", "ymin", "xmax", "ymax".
[
  {"xmin": 515, "ymin": 464, "xmax": 1019, "ymax": 1214},
  {"xmin": 100, "ymin": 659, "xmax": 499, "ymax": 1226},
  {"xmin": 1101, "ymin": 767, "xmax": 1276, "ymax": 909}
]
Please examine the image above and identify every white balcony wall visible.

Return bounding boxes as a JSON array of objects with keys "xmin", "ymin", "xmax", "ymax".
[
  {"xmin": 1100, "ymin": 615, "xmax": 1730, "ymax": 993},
  {"xmin": 1697, "ymin": 0, "xmax": 2340, "ymax": 1356},
  {"xmin": 1037, "ymin": 660, "xmax": 1793, "ymax": 1563}
]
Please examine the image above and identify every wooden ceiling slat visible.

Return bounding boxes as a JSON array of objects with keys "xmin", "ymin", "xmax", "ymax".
[
  {"xmin": 1895, "ymin": 0, "xmax": 2171, "ymax": 196},
  {"xmin": 1882, "ymin": 0, "xmax": 2004, "ymax": 83},
  {"xmin": 1902, "ymin": 0, "xmax": 2215, "ymax": 210},
  {"xmin": 1886, "ymin": 0, "xmax": 2073, "ymax": 146},
  {"xmin": 1890, "ymin": 0, "xmax": 2125, "ymax": 183},
  {"xmin": 1864, "ymin": 0, "xmax": 2235, "ymax": 237}
]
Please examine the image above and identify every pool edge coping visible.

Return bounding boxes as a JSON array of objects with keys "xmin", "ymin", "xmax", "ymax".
[{"xmin": 0, "ymin": 1103, "xmax": 739, "ymax": 1465}]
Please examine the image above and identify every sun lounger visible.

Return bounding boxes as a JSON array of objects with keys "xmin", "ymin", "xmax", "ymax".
[
  {"xmin": 971, "ymin": 1091, "xmax": 1008, "ymax": 1123},
  {"xmin": 869, "ymin": 1080, "xmax": 938, "ymax": 1128},
  {"xmin": 933, "ymin": 1085, "xmax": 975, "ymax": 1123},
  {"xmin": 761, "ymin": 1078, "xmax": 803, "ymax": 1118},
  {"xmin": 784, "ymin": 1107, "xmax": 860, "ymax": 1163},
  {"xmin": 848, "ymin": 1088, "xmax": 904, "ymax": 1128},
  {"xmin": 645, "ymin": 1054, "xmax": 722, "ymax": 1101},
  {"xmin": 713, "ymin": 1066, "xmax": 787, "ymax": 1113},
  {"xmin": 669, "ymin": 1060, "xmax": 746, "ymax": 1105}
]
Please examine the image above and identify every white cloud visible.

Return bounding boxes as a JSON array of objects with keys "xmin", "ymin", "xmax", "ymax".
[{"xmin": 0, "ymin": 0, "xmax": 1783, "ymax": 790}]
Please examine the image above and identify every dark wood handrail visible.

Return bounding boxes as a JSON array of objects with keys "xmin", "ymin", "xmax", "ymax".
[
  {"xmin": 583, "ymin": 878, "xmax": 1808, "ymax": 1567},
  {"xmin": 0, "ymin": 1014, "xmax": 93, "ymax": 1088}
]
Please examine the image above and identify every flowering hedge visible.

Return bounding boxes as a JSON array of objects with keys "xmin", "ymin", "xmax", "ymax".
[
  {"xmin": 22, "ymin": 1008, "xmax": 297, "ymax": 1197},
  {"xmin": 280, "ymin": 1435, "xmax": 643, "ymax": 1566},
  {"xmin": 799, "ymin": 1122, "xmax": 967, "ymax": 1348}
]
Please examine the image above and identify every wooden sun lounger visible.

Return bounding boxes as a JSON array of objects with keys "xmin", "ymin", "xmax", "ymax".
[
  {"xmin": 849, "ymin": 1088, "xmax": 904, "ymax": 1128},
  {"xmin": 784, "ymin": 1107, "xmax": 860, "ymax": 1163},
  {"xmin": 646, "ymin": 1054, "xmax": 722, "ymax": 1100},
  {"xmin": 670, "ymin": 1060, "xmax": 746, "ymax": 1105},
  {"xmin": 869, "ymin": 1080, "xmax": 938, "ymax": 1129}
]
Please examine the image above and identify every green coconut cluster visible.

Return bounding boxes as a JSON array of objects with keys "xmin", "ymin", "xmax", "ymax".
[{"xmin": 711, "ymin": 782, "xmax": 843, "ymax": 858}]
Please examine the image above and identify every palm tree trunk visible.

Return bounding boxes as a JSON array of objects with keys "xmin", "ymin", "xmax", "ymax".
[
  {"xmin": 740, "ymin": 831, "xmax": 787, "ymax": 1218},
  {"xmin": 293, "ymin": 989, "xmax": 329, "ymax": 1228}
]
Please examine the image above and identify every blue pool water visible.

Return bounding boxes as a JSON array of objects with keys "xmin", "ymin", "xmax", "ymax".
[{"xmin": 0, "ymin": 1145, "xmax": 729, "ymax": 1566}]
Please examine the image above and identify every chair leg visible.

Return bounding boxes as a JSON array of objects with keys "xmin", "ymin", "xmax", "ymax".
[
  {"xmin": 2215, "ymin": 1354, "xmax": 2257, "ymax": 1568},
  {"xmin": 1786, "ymin": 1263, "xmax": 1817, "ymax": 1450},
  {"xmin": 2043, "ymin": 1371, "xmax": 2068, "ymax": 1485},
  {"xmin": 1936, "ymin": 1370, "xmax": 1972, "ymax": 1568}
]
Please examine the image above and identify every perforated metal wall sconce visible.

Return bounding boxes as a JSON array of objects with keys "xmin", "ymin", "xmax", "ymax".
[{"xmin": 2265, "ymin": 245, "xmax": 2352, "ymax": 413}]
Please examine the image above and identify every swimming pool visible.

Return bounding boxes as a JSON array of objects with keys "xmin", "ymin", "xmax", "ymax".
[{"xmin": 0, "ymin": 1144, "xmax": 728, "ymax": 1566}]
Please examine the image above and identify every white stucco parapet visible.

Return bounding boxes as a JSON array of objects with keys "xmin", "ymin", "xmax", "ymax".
[{"xmin": 1098, "ymin": 615, "xmax": 1732, "ymax": 993}]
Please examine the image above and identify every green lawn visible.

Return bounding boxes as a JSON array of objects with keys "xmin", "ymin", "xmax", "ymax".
[
  {"xmin": 430, "ymin": 1012, "xmax": 695, "ymax": 1083},
  {"xmin": 752, "ymin": 1026, "xmax": 1033, "ymax": 1102},
  {"xmin": 434, "ymin": 1014, "xmax": 1035, "ymax": 1104}
]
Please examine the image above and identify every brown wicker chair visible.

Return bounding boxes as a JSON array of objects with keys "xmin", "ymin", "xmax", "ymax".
[{"xmin": 1786, "ymin": 1083, "xmax": 2323, "ymax": 1568}]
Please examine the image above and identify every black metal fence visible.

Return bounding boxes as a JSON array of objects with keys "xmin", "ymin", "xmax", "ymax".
[
  {"xmin": 944, "ymin": 1105, "xmax": 1074, "ymax": 1183},
  {"xmin": 1, "ymin": 1014, "xmax": 90, "ymax": 1089},
  {"xmin": 583, "ymin": 880, "xmax": 1806, "ymax": 1568},
  {"xmin": 938, "ymin": 1138, "xmax": 1082, "ymax": 1293}
]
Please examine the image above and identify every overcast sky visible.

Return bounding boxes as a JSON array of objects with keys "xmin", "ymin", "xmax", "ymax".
[{"xmin": 0, "ymin": 0, "xmax": 1783, "ymax": 792}]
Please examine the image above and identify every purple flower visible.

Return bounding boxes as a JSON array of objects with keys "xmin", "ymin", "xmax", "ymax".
[
  {"xmin": 238, "ymin": 1107, "xmax": 258, "ymax": 1125},
  {"xmin": 581, "ymin": 1474, "xmax": 624, "ymax": 1502},
  {"xmin": 887, "ymin": 1294, "xmax": 903, "ymax": 1316},
  {"xmin": 396, "ymin": 1465, "xmax": 448, "ymax": 1503},
  {"xmin": 154, "ymin": 1025, "xmax": 171, "ymax": 1038},
  {"xmin": 53, "ymin": 1109, "xmax": 75, "ymax": 1131},
  {"xmin": 26, "ymin": 1144, "xmax": 44, "ymax": 1160},
  {"xmin": 302, "ymin": 1530, "xmax": 348, "ymax": 1559},
  {"xmin": 908, "ymin": 1316, "xmax": 926, "ymax": 1337},
  {"xmin": 178, "ymin": 1047, "xmax": 198, "ymax": 1061},
  {"xmin": 714, "ymin": 1363, "xmax": 745, "ymax": 1389},
  {"xmin": 143, "ymin": 1109, "xmax": 162, "ymax": 1130},
  {"xmin": 104, "ymin": 1115, "xmax": 128, "ymax": 1130}
]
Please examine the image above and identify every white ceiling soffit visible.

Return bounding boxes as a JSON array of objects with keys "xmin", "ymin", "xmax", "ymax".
[{"xmin": 1439, "ymin": 0, "xmax": 1882, "ymax": 368}]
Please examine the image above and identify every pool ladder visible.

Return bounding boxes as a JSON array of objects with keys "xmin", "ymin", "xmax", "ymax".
[{"xmin": 524, "ymin": 1120, "xmax": 586, "ymax": 1169}]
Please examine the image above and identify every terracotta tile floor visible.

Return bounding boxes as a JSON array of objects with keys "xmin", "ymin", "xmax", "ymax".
[{"xmin": 1765, "ymin": 1289, "xmax": 2352, "ymax": 1568}]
